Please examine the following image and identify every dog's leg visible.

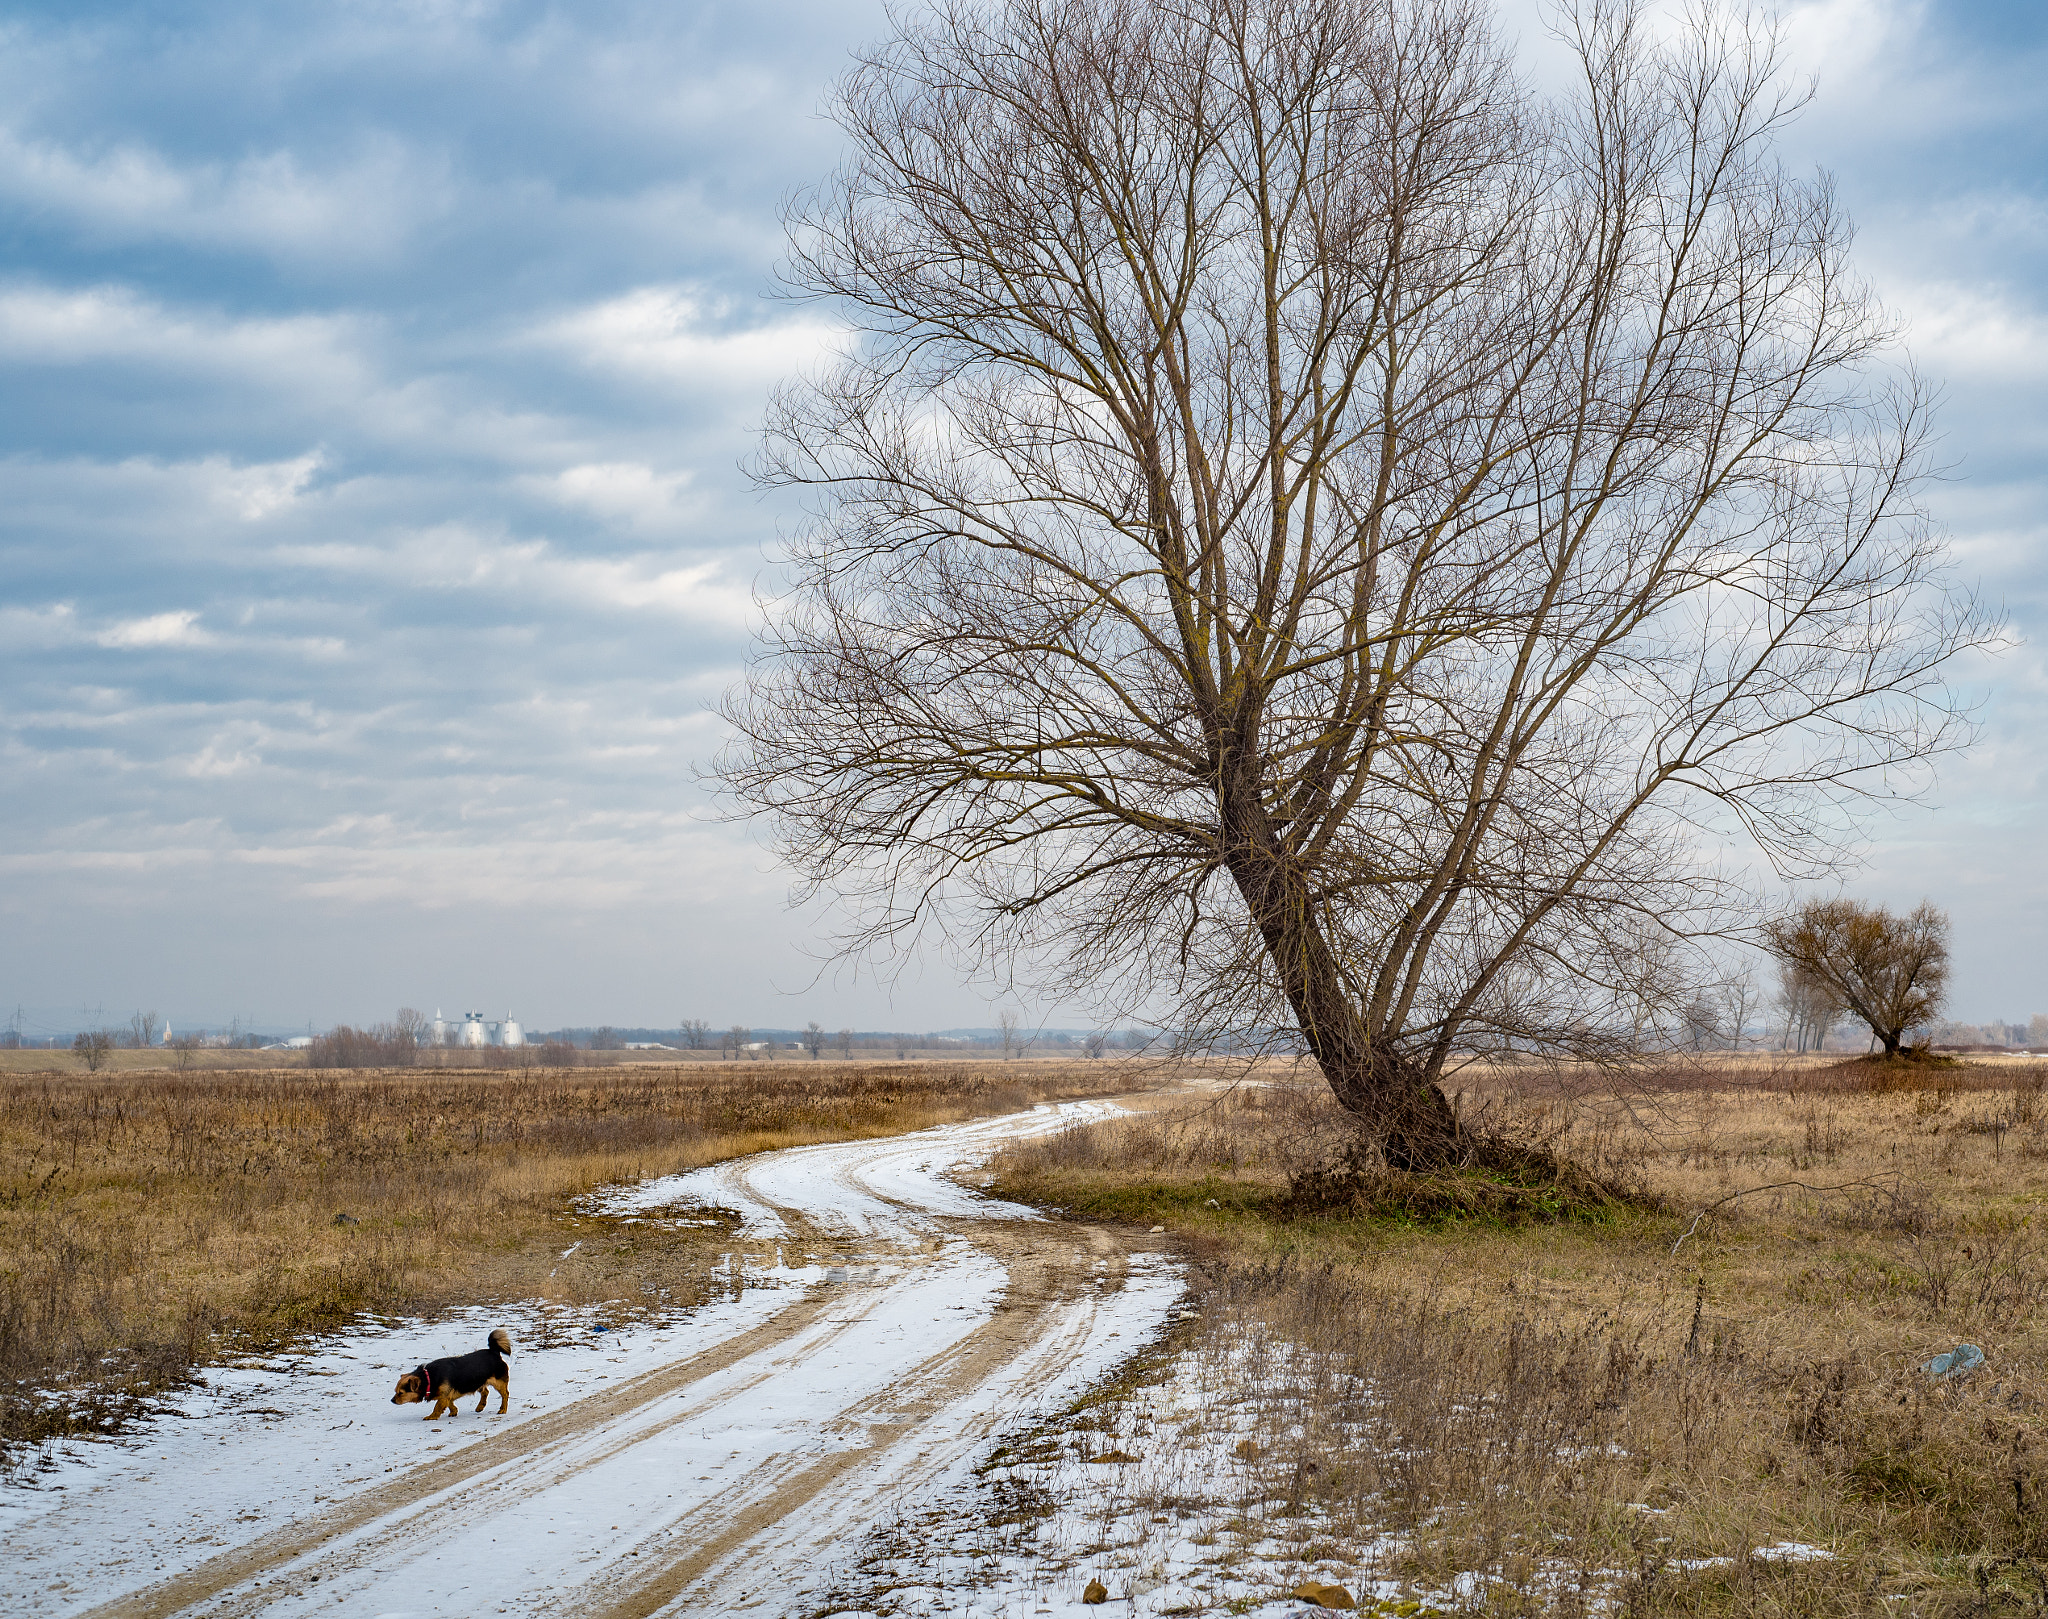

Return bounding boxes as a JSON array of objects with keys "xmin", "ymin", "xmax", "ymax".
[
  {"xmin": 425, "ymin": 1383, "xmax": 455, "ymax": 1422},
  {"xmin": 475, "ymin": 1387, "xmax": 489, "ymax": 1413},
  {"xmin": 489, "ymin": 1376, "xmax": 509, "ymax": 1414}
]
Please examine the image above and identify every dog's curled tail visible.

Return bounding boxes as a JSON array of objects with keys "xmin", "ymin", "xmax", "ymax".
[{"xmin": 489, "ymin": 1327, "xmax": 512, "ymax": 1355}]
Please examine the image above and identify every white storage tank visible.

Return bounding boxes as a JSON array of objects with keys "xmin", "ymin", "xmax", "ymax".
[
  {"xmin": 460, "ymin": 1011, "xmax": 488, "ymax": 1048},
  {"xmin": 431, "ymin": 1009, "xmax": 449, "ymax": 1047},
  {"xmin": 498, "ymin": 1015, "xmax": 524, "ymax": 1048}
]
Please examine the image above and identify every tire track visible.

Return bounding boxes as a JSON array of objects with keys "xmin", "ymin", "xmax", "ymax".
[
  {"xmin": 74, "ymin": 1283, "xmax": 848, "ymax": 1619},
  {"xmin": 581, "ymin": 1228, "xmax": 1127, "ymax": 1619}
]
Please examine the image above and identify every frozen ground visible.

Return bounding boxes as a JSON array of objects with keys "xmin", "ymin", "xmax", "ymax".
[
  {"xmin": 807, "ymin": 1330, "xmax": 1439, "ymax": 1619},
  {"xmin": 0, "ymin": 1100, "xmax": 1183, "ymax": 1619}
]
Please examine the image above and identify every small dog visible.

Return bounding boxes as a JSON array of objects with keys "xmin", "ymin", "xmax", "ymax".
[{"xmin": 391, "ymin": 1328, "xmax": 512, "ymax": 1421}]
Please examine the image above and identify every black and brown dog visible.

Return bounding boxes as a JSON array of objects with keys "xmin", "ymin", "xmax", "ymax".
[{"xmin": 391, "ymin": 1327, "xmax": 512, "ymax": 1422}]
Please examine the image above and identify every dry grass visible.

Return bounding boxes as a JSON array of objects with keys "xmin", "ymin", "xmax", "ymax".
[
  {"xmin": 0, "ymin": 1059, "xmax": 1131, "ymax": 1466},
  {"xmin": 992, "ymin": 1062, "xmax": 2048, "ymax": 1615}
]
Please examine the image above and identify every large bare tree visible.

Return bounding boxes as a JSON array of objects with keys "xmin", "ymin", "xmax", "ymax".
[{"xmin": 723, "ymin": 0, "xmax": 1990, "ymax": 1166}]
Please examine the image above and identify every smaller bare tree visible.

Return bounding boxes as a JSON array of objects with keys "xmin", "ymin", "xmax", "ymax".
[
  {"xmin": 1718, "ymin": 970, "xmax": 1763, "ymax": 1053},
  {"xmin": 1773, "ymin": 963, "xmax": 1831, "ymax": 1052},
  {"xmin": 836, "ymin": 1027, "xmax": 854, "ymax": 1059},
  {"xmin": 1084, "ymin": 1031, "xmax": 1107, "ymax": 1060},
  {"xmin": 125, "ymin": 1010, "xmax": 159, "ymax": 1050},
  {"xmin": 802, "ymin": 1021, "xmax": 827, "ymax": 1059},
  {"xmin": 723, "ymin": 1025, "xmax": 748, "ymax": 1060},
  {"xmin": 1680, "ymin": 994, "xmax": 1724, "ymax": 1053},
  {"xmin": 679, "ymin": 1019, "xmax": 710, "ymax": 1051},
  {"xmin": 386, "ymin": 1008, "xmax": 424, "ymax": 1065},
  {"xmin": 997, "ymin": 1010, "xmax": 1021, "ymax": 1061},
  {"xmin": 72, "ymin": 1029, "xmax": 113, "ymax": 1072},
  {"xmin": 1763, "ymin": 900, "xmax": 1950, "ymax": 1059}
]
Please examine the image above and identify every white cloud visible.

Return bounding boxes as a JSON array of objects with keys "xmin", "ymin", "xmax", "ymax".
[
  {"xmin": 212, "ymin": 453, "xmax": 326, "ymax": 520},
  {"xmin": 276, "ymin": 521, "xmax": 757, "ymax": 626},
  {"xmin": 0, "ymin": 601, "xmax": 78, "ymax": 647},
  {"xmin": 1892, "ymin": 281, "xmax": 2048, "ymax": 383},
  {"xmin": 540, "ymin": 285, "xmax": 842, "ymax": 394},
  {"xmin": 96, "ymin": 609, "xmax": 215, "ymax": 649},
  {"xmin": 231, "ymin": 816, "xmax": 742, "ymax": 909},
  {"xmin": 185, "ymin": 741, "xmax": 260, "ymax": 778},
  {"xmin": 0, "ymin": 281, "xmax": 370, "ymax": 385},
  {"xmin": 1780, "ymin": 0, "xmax": 1920, "ymax": 85},
  {"xmin": 0, "ymin": 125, "xmax": 448, "ymax": 264},
  {"xmin": 522, "ymin": 460, "xmax": 696, "ymax": 533}
]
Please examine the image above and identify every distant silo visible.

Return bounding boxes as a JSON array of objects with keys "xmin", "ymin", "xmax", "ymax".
[
  {"xmin": 431, "ymin": 1009, "xmax": 449, "ymax": 1047},
  {"xmin": 499, "ymin": 1014, "xmax": 524, "ymax": 1048},
  {"xmin": 460, "ymin": 1011, "xmax": 488, "ymax": 1048}
]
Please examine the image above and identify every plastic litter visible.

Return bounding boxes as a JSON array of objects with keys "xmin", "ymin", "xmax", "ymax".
[{"xmin": 1923, "ymin": 1343, "xmax": 1984, "ymax": 1379}]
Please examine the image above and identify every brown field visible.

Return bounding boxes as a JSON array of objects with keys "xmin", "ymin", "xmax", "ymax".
[
  {"xmin": 0, "ymin": 1058, "xmax": 1137, "ymax": 1465},
  {"xmin": 0, "ymin": 1048, "xmax": 305, "ymax": 1075},
  {"xmin": 993, "ymin": 1059, "xmax": 2048, "ymax": 1616}
]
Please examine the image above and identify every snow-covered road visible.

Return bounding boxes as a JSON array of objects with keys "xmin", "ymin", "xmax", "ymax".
[{"xmin": 3, "ymin": 1099, "xmax": 1182, "ymax": 1619}]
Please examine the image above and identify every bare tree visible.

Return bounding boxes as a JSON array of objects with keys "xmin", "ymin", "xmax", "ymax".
[
  {"xmin": 72, "ymin": 1030, "xmax": 113, "ymax": 1072},
  {"xmin": 168, "ymin": 1033, "xmax": 201, "ymax": 1072},
  {"xmin": 1774, "ymin": 961, "xmax": 1842, "ymax": 1053},
  {"xmin": 837, "ymin": 1027, "xmax": 855, "ymax": 1059},
  {"xmin": 1679, "ymin": 993, "xmax": 1722, "ymax": 1053},
  {"xmin": 723, "ymin": 1024, "xmax": 749, "ymax": 1060},
  {"xmin": 387, "ymin": 1008, "xmax": 425, "ymax": 1065},
  {"xmin": 803, "ymin": 1020, "xmax": 828, "ymax": 1059},
  {"xmin": 680, "ymin": 1019, "xmax": 711, "ymax": 1051},
  {"xmin": 1084, "ymin": 1031, "xmax": 1108, "ymax": 1060},
  {"xmin": 996, "ymin": 1010, "xmax": 1022, "ymax": 1061},
  {"xmin": 724, "ymin": 0, "xmax": 1990, "ymax": 1167},
  {"xmin": 1718, "ymin": 969, "xmax": 1762, "ymax": 1053},
  {"xmin": 1762, "ymin": 899, "xmax": 1949, "ymax": 1059},
  {"xmin": 125, "ymin": 1010, "xmax": 159, "ymax": 1050}
]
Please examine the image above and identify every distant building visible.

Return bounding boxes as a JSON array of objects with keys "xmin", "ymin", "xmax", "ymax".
[{"xmin": 429, "ymin": 1008, "xmax": 525, "ymax": 1048}]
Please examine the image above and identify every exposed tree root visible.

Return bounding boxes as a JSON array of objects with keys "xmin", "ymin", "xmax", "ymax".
[
  {"xmin": 1284, "ymin": 1121, "xmax": 1659, "ymax": 1225},
  {"xmin": 1818, "ymin": 1050, "xmax": 1966, "ymax": 1091}
]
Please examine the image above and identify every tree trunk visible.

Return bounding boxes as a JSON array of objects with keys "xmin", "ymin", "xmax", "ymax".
[{"xmin": 1221, "ymin": 783, "xmax": 1462, "ymax": 1169}]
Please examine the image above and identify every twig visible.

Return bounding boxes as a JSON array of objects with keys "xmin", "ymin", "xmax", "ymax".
[{"xmin": 1671, "ymin": 1176, "xmax": 1894, "ymax": 1256}]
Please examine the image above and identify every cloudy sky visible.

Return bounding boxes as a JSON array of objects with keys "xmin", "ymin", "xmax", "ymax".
[{"xmin": 0, "ymin": 0, "xmax": 2042, "ymax": 1038}]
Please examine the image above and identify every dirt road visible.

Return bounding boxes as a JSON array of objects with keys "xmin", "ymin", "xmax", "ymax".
[{"xmin": 2, "ymin": 1099, "xmax": 1179, "ymax": 1618}]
